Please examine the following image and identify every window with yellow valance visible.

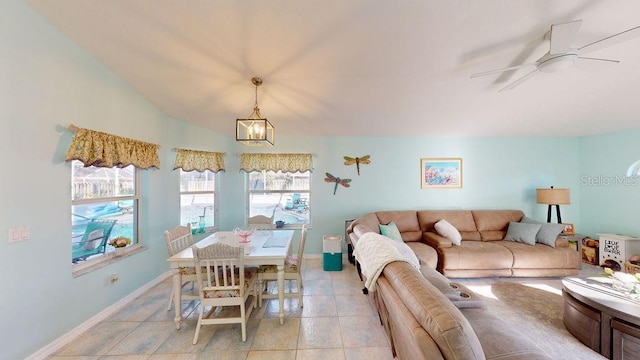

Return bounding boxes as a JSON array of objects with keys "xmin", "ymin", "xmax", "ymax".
[
  {"xmin": 239, "ymin": 153, "xmax": 313, "ymax": 173},
  {"xmin": 173, "ymin": 148, "xmax": 226, "ymax": 173},
  {"xmin": 65, "ymin": 126, "xmax": 160, "ymax": 169}
]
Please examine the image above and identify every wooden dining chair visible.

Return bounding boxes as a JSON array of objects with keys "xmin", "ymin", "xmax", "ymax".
[
  {"xmin": 164, "ymin": 224, "xmax": 199, "ymax": 311},
  {"xmin": 257, "ymin": 224, "xmax": 308, "ymax": 307},
  {"xmin": 192, "ymin": 242, "xmax": 257, "ymax": 343},
  {"xmin": 247, "ymin": 215, "xmax": 274, "ymax": 230}
]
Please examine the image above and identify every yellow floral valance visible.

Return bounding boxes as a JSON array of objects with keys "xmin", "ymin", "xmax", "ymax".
[
  {"xmin": 173, "ymin": 148, "xmax": 226, "ymax": 172},
  {"xmin": 65, "ymin": 127, "xmax": 160, "ymax": 169},
  {"xmin": 240, "ymin": 153, "xmax": 313, "ymax": 173}
]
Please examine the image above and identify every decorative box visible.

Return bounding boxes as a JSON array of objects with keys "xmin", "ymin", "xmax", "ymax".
[
  {"xmin": 582, "ymin": 237, "xmax": 599, "ymax": 265},
  {"xmin": 599, "ymin": 233, "xmax": 640, "ymax": 271}
]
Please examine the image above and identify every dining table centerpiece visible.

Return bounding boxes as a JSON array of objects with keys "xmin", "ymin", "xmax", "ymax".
[{"xmin": 233, "ymin": 227, "xmax": 255, "ymax": 243}]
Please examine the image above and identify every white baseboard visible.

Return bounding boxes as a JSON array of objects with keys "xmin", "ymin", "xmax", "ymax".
[{"xmin": 26, "ymin": 271, "xmax": 172, "ymax": 360}]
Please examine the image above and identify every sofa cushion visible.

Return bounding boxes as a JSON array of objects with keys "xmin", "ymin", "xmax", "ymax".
[
  {"xmin": 406, "ymin": 242, "xmax": 438, "ymax": 268},
  {"xmin": 383, "ymin": 262, "xmax": 486, "ymax": 360},
  {"xmin": 521, "ymin": 216, "xmax": 564, "ymax": 248},
  {"xmin": 440, "ymin": 241, "xmax": 514, "ymax": 272},
  {"xmin": 435, "ymin": 219, "xmax": 462, "ymax": 245},
  {"xmin": 382, "ymin": 235, "xmax": 420, "ymax": 268},
  {"xmin": 376, "ymin": 211, "xmax": 422, "ymax": 241},
  {"xmin": 472, "ymin": 210, "xmax": 525, "ymax": 241},
  {"xmin": 379, "ymin": 221, "xmax": 403, "ymax": 242},
  {"xmin": 418, "ymin": 210, "xmax": 481, "ymax": 241},
  {"xmin": 351, "ymin": 213, "xmax": 382, "ymax": 235},
  {"xmin": 500, "ymin": 240, "xmax": 579, "ymax": 271},
  {"xmin": 461, "ymin": 308, "xmax": 553, "ymax": 359},
  {"xmin": 504, "ymin": 222, "xmax": 540, "ymax": 245}
]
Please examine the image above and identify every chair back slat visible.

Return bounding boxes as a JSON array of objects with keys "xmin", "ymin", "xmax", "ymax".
[
  {"xmin": 165, "ymin": 225, "xmax": 193, "ymax": 256},
  {"xmin": 194, "ymin": 243, "xmax": 245, "ymax": 296},
  {"xmin": 297, "ymin": 224, "xmax": 308, "ymax": 262},
  {"xmin": 248, "ymin": 215, "xmax": 274, "ymax": 230}
]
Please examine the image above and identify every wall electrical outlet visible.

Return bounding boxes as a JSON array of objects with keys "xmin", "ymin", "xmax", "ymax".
[{"xmin": 109, "ymin": 273, "xmax": 119, "ymax": 286}]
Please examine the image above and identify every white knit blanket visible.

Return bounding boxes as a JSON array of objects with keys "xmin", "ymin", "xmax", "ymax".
[{"xmin": 353, "ymin": 232, "xmax": 420, "ymax": 292}]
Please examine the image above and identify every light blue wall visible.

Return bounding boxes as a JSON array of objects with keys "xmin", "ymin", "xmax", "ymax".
[
  {"xmin": 0, "ymin": 1, "xmax": 226, "ymax": 358},
  {"xmin": 579, "ymin": 129, "xmax": 640, "ymax": 238},
  {"xmin": 258, "ymin": 135, "xmax": 581, "ymax": 253},
  {"xmin": 1, "ymin": 0, "xmax": 631, "ymax": 358}
]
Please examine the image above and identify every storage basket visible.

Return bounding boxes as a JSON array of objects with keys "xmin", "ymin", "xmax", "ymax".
[{"xmin": 624, "ymin": 261, "xmax": 640, "ymax": 274}]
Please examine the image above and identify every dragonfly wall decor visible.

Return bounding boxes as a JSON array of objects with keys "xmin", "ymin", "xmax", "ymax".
[
  {"xmin": 324, "ymin": 172, "xmax": 351, "ymax": 195},
  {"xmin": 343, "ymin": 155, "xmax": 370, "ymax": 175}
]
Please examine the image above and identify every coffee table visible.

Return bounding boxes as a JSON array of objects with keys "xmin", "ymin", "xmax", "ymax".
[{"xmin": 562, "ymin": 276, "xmax": 640, "ymax": 359}]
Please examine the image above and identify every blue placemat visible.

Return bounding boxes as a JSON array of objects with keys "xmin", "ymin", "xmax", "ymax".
[{"xmin": 263, "ymin": 236, "xmax": 287, "ymax": 248}]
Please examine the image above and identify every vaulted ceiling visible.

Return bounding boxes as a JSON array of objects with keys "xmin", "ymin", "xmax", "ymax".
[{"xmin": 27, "ymin": 0, "xmax": 640, "ymax": 138}]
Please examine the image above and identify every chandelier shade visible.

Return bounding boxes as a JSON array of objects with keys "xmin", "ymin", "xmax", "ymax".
[{"xmin": 236, "ymin": 77, "xmax": 274, "ymax": 146}]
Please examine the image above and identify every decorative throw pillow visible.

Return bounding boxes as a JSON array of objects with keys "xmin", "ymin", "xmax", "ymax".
[
  {"xmin": 504, "ymin": 222, "xmax": 540, "ymax": 245},
  {"xmin": 434, "ymin": 219, "xmax": 462, "ymax": 246},
  {"xmin": 521, "ymin": 216, "xmax": 563, "ymax": 247},
  {"xmin": 379, "ymin": 221, "xmax": 403, "ymax": 242},
  {"xmin": 82, "ymin": 229, "xmax": 104, "ymax": 250}
]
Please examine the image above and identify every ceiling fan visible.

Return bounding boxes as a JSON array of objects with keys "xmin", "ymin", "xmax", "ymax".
[{"xmin": 471, "ymin": 20, "xmax": 640, "ymax": 91}]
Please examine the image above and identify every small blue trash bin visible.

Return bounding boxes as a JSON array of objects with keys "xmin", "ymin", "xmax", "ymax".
[{"xmin": 323, "ymin": 235, "xmax": 343, "ymax": 271}]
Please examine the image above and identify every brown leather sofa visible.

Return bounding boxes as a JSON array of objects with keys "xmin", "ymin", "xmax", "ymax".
[
  {"xmin": 347, "ymin": 209, "xmax": 579, "ymax": 278},
  {"xmin": 374, "ymin": 260, "xmax": 553, "ymax": 359}
]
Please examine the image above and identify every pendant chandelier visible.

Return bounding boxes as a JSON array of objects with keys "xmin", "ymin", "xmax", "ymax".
[{"xmin": 236, "ymin": 77, "xmax": 274, "ymax": 146}]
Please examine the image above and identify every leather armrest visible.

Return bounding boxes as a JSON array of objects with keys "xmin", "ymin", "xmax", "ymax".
[
  {"xmin": 555, "ymin": 237, "xmax": 569, "ymax": 247},
  {"xmin": 423, "ymin": 232, "xmax": 452, "ymax": 248}
]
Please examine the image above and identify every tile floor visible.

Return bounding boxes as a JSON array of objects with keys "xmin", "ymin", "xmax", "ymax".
[
  {"xmin": 48, "ymin": 258, "xmax": 394, "ymax": 360},
  {"xmin": 47, "ymin": 259, "xmax": 604, "ymax": 360}
]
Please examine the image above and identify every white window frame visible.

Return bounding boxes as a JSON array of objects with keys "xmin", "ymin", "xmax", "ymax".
[
  {"xmin": 246, "ymin": 170, "xmax": 311, "ymax": 228},
  {"xmin": 179, "ymin": 169, "xmax": 218, "ymax": 233},
  {"xmin": 71, "ymin": 161, "xmax": 142, "ymax": 277}
]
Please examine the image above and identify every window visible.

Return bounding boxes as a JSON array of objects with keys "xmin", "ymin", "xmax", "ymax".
[
  {"xmin": 247, "ymin": 170, "xmax": 310, "ymax": 227},
  {"xmin": 180, "ymin": 169, "xmax": 216, "ymax": 233},
  {"xmin": 71, "ymin": 160, "xmax": 139, "ymax": 266}
]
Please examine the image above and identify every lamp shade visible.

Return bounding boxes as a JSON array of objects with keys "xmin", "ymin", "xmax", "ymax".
[{"xmin": 536, "ymin": 188, "xmax": 570, "ymax": 205}]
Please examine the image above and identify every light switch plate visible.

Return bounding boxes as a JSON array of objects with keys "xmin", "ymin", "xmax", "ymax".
[{"xmin": 8, "ymin": 226, "xmax": 29, "ymax": 243}]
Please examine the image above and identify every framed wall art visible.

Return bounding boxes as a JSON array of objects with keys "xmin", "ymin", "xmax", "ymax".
[
  {"xmin": 562, "ymin": 223, "xmax": 575, "ymax": 235},
  {"xmin": 421, "ymin": 158, "xmax": 463, "ymax": 189}
]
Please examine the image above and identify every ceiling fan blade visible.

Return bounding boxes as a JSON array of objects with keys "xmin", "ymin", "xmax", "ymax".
[
  {"xmin": 579, "ymin": 25, "xmax": 640, "ymax": 54},
  {"xmin": 470, "ymin": 63, "xmax": 536, "ymax": 78},
  {"xmin": 550, "ymin": 20, "xmax": 582, "ymax": 54},
  {"xmin": 499, "ymin": 69, "xmax": 539, "ymax": 91},
  {"xmin": 574, "ymin": 56, "xmax": 620, "ymax": 71}
]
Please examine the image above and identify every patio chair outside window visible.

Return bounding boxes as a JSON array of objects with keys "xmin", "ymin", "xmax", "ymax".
[{"xmin": 71, "ymin": 220, "xmax": 117, "ymax": 263}]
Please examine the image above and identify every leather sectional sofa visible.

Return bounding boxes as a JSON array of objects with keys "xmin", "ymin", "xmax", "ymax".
[
  {"xmin": 374, "ymin": 260, "xmax": 554, "ymax": 359},
  {"xmin": 347, "ymin": 209, "xmax": 579, "ymax": 278}
]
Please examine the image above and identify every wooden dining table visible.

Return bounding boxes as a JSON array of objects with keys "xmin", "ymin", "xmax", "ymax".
[{"xmin": 166, "ymin": 229, "xmax": 294, "ymax": 329}]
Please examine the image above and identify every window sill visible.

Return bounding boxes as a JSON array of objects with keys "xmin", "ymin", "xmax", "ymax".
[{"xmin": 72, "ymin": 244, "xmax": 146, "ymax": 278}]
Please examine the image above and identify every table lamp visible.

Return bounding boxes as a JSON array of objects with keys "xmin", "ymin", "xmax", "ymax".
[{"xmin": 536, "ymin": 186, "xmax": 570, "ymax": 223}]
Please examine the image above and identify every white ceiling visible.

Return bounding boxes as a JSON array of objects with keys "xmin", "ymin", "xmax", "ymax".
[{"xmin": 27, "ymin": 0, "xmax": 640, "ymax": 138}]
